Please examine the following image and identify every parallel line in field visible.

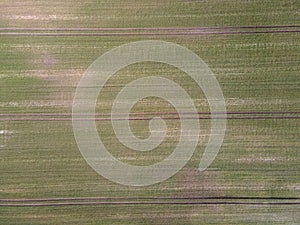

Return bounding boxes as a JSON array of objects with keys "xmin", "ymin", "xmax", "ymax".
[
  {"xmin": 1, "ymin": 112, "xmax": 299, "ymax": 121},
  {"xmin": 1, "ymin": 25, "xmax": 299, "ymax": 31},
  {"xmin": 0, "ymin": 30, "xmax": 299, "ymax": 36},
  {"xmin": 1, "ymin": 196, "xmax": 299, "ymax": 202},
  {"xmin": 1, "ymin": 116, "xmax": 299, "ymax": 121},
  {"xmin": 1, "ymin": 201, "xmax": 299, "ymax": 207},
  {"xmin": 0, "ymin": 25, "xmax": 299, "ymax": 36},
  {"xmin": 1, "ymin": 111, "xmax": 300, "ymax": 117}
]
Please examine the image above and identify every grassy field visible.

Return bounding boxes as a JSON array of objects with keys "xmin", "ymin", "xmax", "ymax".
[{"xmin": 0, "ymin": 0, "xmax": 299, "ymax": 224}]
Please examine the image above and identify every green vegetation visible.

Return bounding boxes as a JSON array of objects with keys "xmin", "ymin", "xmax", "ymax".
[
  {"xmin": 0, "ymin": 0, "xmax": 299, "ymax": 224},
  {"xmin": 0, "ymin": 76, "xmax": 46, "ymax": 102}
]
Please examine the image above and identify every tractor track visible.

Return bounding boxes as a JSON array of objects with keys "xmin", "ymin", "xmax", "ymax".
[
  {"xmin": 0, "ymin": 111, "xmax": 299, "ymax": 121},
  {"xmin": 1, "ymin": 196, "xmax": 299, "ymax": 207},
  {"xmin": 0, "ymin": 25, "xmax": 299, "ymax": 36}
]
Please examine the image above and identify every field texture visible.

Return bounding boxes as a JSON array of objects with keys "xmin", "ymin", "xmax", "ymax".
[{"xmin": 0, "ymin": 0, "xmax": 299, "ymax": 224}]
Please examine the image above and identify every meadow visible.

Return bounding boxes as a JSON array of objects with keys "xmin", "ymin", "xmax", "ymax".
[{"xmin": 0, "ymin": 0, "xmax": 299, "ymax": 224}]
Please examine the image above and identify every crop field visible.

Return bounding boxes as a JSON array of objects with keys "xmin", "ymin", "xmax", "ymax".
[{"xmin": 0, "ymin": 0, "xmax": 299, "ymax": 224}]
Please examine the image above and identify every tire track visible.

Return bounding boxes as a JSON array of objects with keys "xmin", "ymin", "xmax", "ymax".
[
  {"xmin": 1, "ymin": 201, "xmax": 300, "ymax": 207},
  {"xmin": 0, "ymin": 111, "xmax": 299, "ymax": 121},
  {"xmin": 1, "ymin": 116, "xmax": 299, "ymax": 121},
  {"xmin": 0, "ymin": 30, "xmax": 299, "ymax": 36},
  {"xmin": 1, "ymin": 111, "xmax": 300, "ymax": 117},
  {"xmin": 0, "ymin": 25, "xmax": 299, "ymax": 31},
  {"xmin": 1, "ymin": 196, "xmax": 299, "ymax": 202},
  {"xmin": 0, "ymin": 25, "xmax": 299, "ymax": 36},
  {"xmin": 1, "ymin": 196, "xmax": 299, "ymax": 207}
]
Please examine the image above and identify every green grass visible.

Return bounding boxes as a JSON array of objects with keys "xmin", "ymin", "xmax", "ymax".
[
  {"xmin": 1, "ymin": 204, "xmax": 299, "ymax": 225},
  {"xmin": 0, "ymin": 76, "xmax": 47, "ymax": 102},
  {"xmin": 81, "ymin": 0, "xmax": 299, "ymax": 28},
  {"xmin": 0, "ymin": 0, "xmax": 299, "ymax": 224},
  {"xmin": 1, "ymin": 0, "xmax": 298, "ymax": 28}
]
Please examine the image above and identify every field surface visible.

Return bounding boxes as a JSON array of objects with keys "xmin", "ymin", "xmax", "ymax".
[{"xmin": 0, "ymin": 0, "xmax": 299, "ymax": 224}]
